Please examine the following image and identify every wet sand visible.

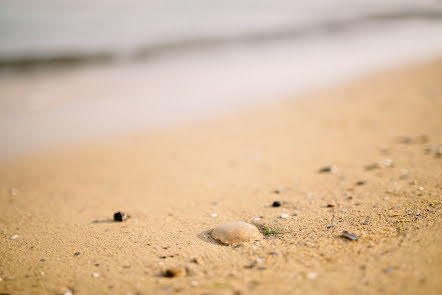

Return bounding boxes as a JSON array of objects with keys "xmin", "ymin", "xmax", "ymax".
[{"xmin": 0, "ymin": 59, "xmax": 441, "ymax": 294}]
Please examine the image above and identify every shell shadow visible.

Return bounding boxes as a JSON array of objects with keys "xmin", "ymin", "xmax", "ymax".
[{"xmin": 197, "ymin": 229, "xmax": 225, "ymax": 246}]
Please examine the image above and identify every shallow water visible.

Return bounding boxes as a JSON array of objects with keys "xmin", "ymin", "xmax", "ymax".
[{"xmin": 0, "ymin": 1, "xmax": 442, "ymax": 158}]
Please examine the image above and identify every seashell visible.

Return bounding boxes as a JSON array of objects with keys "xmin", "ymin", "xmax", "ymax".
[{"xmin": 211, "ymin": 221, "xmax": 261, "ymax": 245}]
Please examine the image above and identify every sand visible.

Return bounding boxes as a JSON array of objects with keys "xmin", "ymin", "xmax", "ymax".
[{"xmin": 0, "ymin": 59, "xmax": 441, "ymax": 295}]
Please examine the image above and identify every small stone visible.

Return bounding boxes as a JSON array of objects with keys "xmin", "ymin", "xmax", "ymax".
[
  {"xmin": 113, "ymin": 212, "xmax": 128, "ymax": 222},
  {"xmin": 92, "ymin": 272, "xmax": 100, "ymax": 278},
  {"xmin": 318, "ymin": 166, "xmax": 336, "ymax": 173},
  {"xmin": 327, "ymin": 203, "xmax": 336, "ymax": 208},
  {"xmin": 9, "ymin": 235, "xmax": 18, "ymax": 240},
  {"xmin": 191, "ymin": 257, "xmax": 203, "ymax": 264},
  {"xmin": 270, "ymin": 251, "xmax": 280, "ymax": 255},
  {"xmin": 74, "ymin": 252, "xmax": 81, "ymax": 256},
  {"xmin": 341, "ymin": 231, "xmax": 358, "ymax": 241},
  {"xmin": 280, "ymin": 214, "xmax": 289, "ymax": 219},
  {"xmin": 40, "ymin": 259, "xmax": 46, "ymax": 262},
  {"xmin": 273, "ymin": 187, "xmax": 286, "ymax": 194},
  {"xmin": 256, "ymin": 257, "xmax": 264, "ymax": 263},
  {"xmin": 211, "ymin": 221, "xmax": 261, "ymax": 245},
  {"xmin": 327, "ymin": 225, "xmax": 334, "ymax": 229},
  {"xmin": 253, "ymin": 217, "xmax": 261, "ymax": 221},
  {"xmin": 356, "ymin": 181, "xmax": 366, "ymax": 186},
  {"xmin": 365, "ymin": 163, "xmax": 380, "ymax": 171},
  {"xmin": 272, "ymin": 201, "xmax": 281, "ymax": 207},
  {"xmin": 380, "ymin": 158, "xmax": 393, "ymax": 167},
  {"xmin": 63, "ymin": 289, "xmax": 73, "ymax": 295},
  {"xmin": 418, "ymin": 186, "xmax": 424, "ymax": 191},
  {"xmin": 164, "ymin": 268, "xmax": 185, "ymax": 278},
  {"xmin": 210, "ymin": 213, "xmax": 218, "ymax": 217},
  {"xmin": 307, "ymin": 272, "xmax": 318, "ymax": 280}
]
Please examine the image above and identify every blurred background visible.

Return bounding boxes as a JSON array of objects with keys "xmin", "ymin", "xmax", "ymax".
[{"xmin": 1, "ymin": 0, "xmax": 442, "ymax": 158}]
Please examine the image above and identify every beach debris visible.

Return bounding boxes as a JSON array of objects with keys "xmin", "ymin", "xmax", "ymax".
[
  {"xmin": 92, "ymin": 272, "xmax": 100, "ymax": 278},
  {"xmin": 273, "ymin": 187, "xmax": 286, "ymax": 194},
  {"xmin": 164, "ymin": 268, "xmax": 185, "ymax": 278},
  {"xmin": 397, "ymin": 135, "xmax": 429, "ymax": 144},
  {"xmin": 356, "ymin": 180, "xmax": 366, "ymax": 186},
  {"xmin": 365, "ymin": 163, "xmax": 380, "ymax": 171},
  {"xmin": 211, "ymin": 221, "xmax": 261, "ymax": 245},
  {"xmin": 306, "ymin": 272, "xmax": 318, "ymax": 280},
  {"xmin": 9, "ymin": 187, "xmax": 17, "ymax": 196},
  {"xmin": 210, "ymin": 213, "xmax": 218, "ymax": 217},
  {"xmin": 9, "ymin": 235, "xmax": 18, "ymax": 240},
  {"xmin": 191, "ymin": 257, "xmax": 204, "ymax": 264},
  {"xmin": 280, "ymin": 213, "xmax": 289, "ymax": 218},
  {"xmin": 380, "ymin": 158, "xmax": 394, "ymax": 167},
  {"xmin": 63, "ymin": 289, "xmax": 73, "ymax": 295},
  {"xmin": 418, "ymin": 186, "xmax": 424, "ymax": 191},
  {"xmin": 74, "ymin": 252, "xmax": 81, "ymax": 256},
  {"xmin": 272, "ymin": 201, "xmax": 281, "ymax": 207},
  {"xmin": 253, "ymin": 217, "xmax": 261, "ymax": 221},
  {"xmin": 113, "ymin": 211, "xmax": 128, "ymax": 222},
  {"xmin": 318, "ymin": 166, "xmax": 336, "ymax": 173},
  {"xmin": 327, "ymin": 203, "xmax": 336, "ymax": 208},
  {"xmin": 341, "ymin": 231, "xmax": 358, "ymax": 241}
]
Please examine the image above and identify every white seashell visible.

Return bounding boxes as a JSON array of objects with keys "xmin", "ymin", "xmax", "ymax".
[{"xmin": 211, "ymin": 221, "xmax": 261, "ymax": 245}]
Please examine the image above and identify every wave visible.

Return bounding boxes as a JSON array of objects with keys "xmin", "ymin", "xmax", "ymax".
[{"xmin": 1, "ymin": 8, "xmax": 441, "ymax": 72}]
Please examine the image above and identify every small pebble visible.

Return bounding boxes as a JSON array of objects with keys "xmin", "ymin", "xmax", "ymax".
[
  {"xmin": 74, "ymin": 252, "xmax": 81, "ymax": 256},
  {"xmin": 9, "ymin": 235, "xmax": 18, "ymax": 240},
  {"xmin": 327, "ymin": 225, "xmax": 334, "ymax": 229},
  {"xmin": 40, "ymin": 259, "xmax": 46, "ymax": 262},
  {"xmin": 191, "ymin": 257, "xmax": 203, "ymax": 264},
  {"xmin": 280, "ymin": 214, "xmax": 289, "ymax": 219},
  {"xmin": 253, "ymin": 217, "xmax": 261, "ymax": 221},
  {"xmin": 272, "ymin": 201, "xmax": 281, "ymax": 207},
  {"xmin": 270, "ymin": 251, "xmax": 280, "ymax": 255},
  {"xmin": 63, "ymin": 289, "xmax": 73, "ymax": 295},
  {"xmin": 256, "ymin": 257, "xmax": 264, "ymax": 263},
  {"xmin": 211, "ymin": 221, "xmax": 261, "ymax": 245},
  {"xmin": 381, "ymin": 158, "xmax": 393, "ymax": 167},
  {"xmin": 164, "ymin": 268, "xmax": 185, "ymax": 278},
  {"xmin": 341, "ymin": 231, "xmax": 358, "ymax": 241},
  {"xmin": 318, "ymin": 166, "xmax": 336, "ymax": 173},
  {"xmin": 113, "ymin": 211, "xmax": 128, "ymax": 222},
  {"xmin": 356, "ymin": 181, "xmax": 366, "ymax": 186},
  {"xmin": 210, "ymin": 213, "xmax": 218, "ymax": 217},
  {"xmin": 92, "ymin": 272, "xmax": 100, "ymax": 278},
  {"xmin": 307, "ymin": 272, "xmax": 318, "ymax": 280},
  {"xmin": 365, "ymin": 163, "xmax": 380, "ymax": 171},
  {"xmin": 418, "ymin": 186, "xmax": 424, "ymax": 191},
  {"xmin": 327, "ymin": 203, "xmax": 336, "ymax": 208},
  {"xmin": 273, "ymin": 187, "xmax": 286, "ymax": 194}
]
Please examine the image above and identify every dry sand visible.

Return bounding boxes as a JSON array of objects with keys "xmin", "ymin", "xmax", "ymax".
[{"xmin": 1, "ymin": 59, "xmax": 441, "ymax": 295}]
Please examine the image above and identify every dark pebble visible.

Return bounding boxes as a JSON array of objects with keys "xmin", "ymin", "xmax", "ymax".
[
  {"xmin": 164, "ymin": 268, "xmax": 185, "ymax": 278},
  {"xmin": 113, "ymin": 211, "xmax": 128, "ymax": 222},
  {"xmin": 341, "ymin": 231, "xmax": 358, "ymax": 241},
  {"xmin": 272, "ymin": 201, "xmax": 281, "ymax": 207},
  {"xmin": 318, "ymin": 166, "xmax": 335, "ymax": 173},
  {"xmin": 327, "ymin": 225, "xmax": 334, "ymax": 229},
  {"xmin": 74, "ymin": 252, "xmax": 81, "ymax": 256},
  {"xmin": 40, "ymin": 259, "xmax": 46, "ymax": 262},
  {"xmin": 356, "ymin": 181, "xmax": 366, "ymax": 186}
]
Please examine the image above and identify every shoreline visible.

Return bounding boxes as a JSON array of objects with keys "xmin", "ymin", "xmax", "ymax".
[{"xmin": 0, "ymin": 59, "xmax": 441, "ymax": 294}]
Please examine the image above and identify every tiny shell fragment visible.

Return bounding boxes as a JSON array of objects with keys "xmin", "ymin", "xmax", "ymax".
[{"xmin": 211, "ymin": 221, "xmax": 261, "ymax": 245}]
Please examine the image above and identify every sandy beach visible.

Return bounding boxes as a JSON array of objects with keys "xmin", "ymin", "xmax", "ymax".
[{"xmin": 1, "ymin": 59, "xmax": 441, "ymax": 294}]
